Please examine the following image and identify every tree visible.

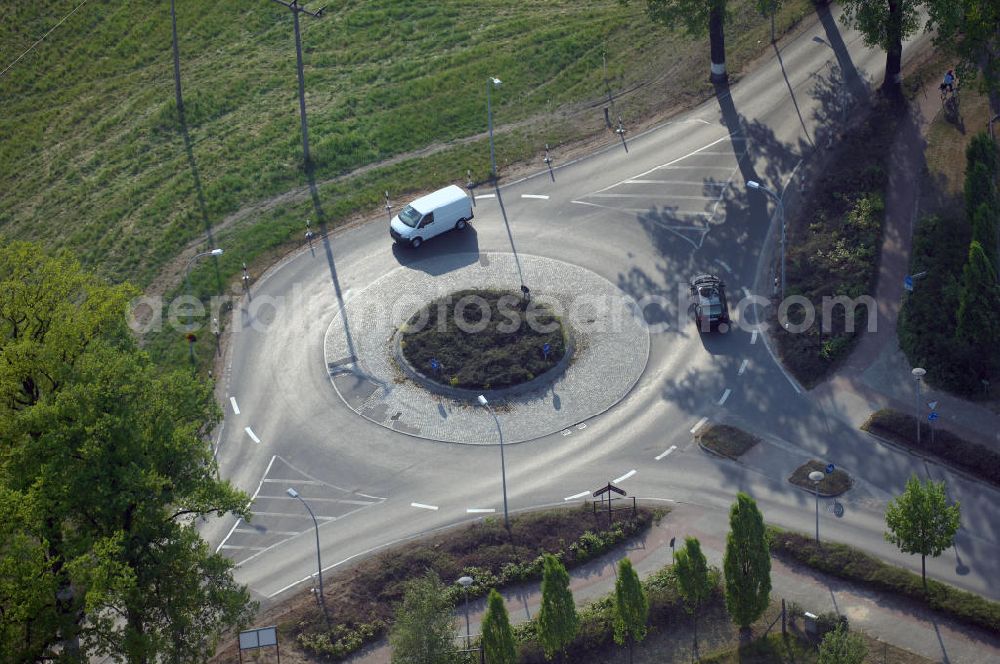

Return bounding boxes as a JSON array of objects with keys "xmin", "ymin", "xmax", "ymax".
[
  {"xmin": 884, "ymin": 475, "xmax": 961, "ymax": 590},
  {"xmin": 818, "ymin": 623, "xmax": 868, "ymax": 664},
  {"xmin": 674, "ymin": 536, "xmax": 714, "ymax": 646},
  {"xmin": 722, "ymin": 492, "xmax": 771, "ymax": 632},
  {"xmin": 482, "ymin": 589, "xmax": 517, "ymax": 664},
  {"xmin": 0, "ymin": 243, "xmax": 253, "ymax": 661},
  {"xmin": 537, "ymin": 553, "xmax": 578, "ymax": 662},
  {"xmin": 389, "ymin": 571, "xmax": 457, "ymax": 664},
  {"xmin": 839, "ymin": 0, "xmax": 926, "ymax": 93},
  {"xmin": 633, "ymin": 0, "xmax": 730, "ymax": 83},
  {"xmin": 612, "ymin": 558, "xmax": 648, "ymax": 664},
  {"xmin": 971, "ymin": 203, "xmax": 999, "ymax": 269},
  {"xmin": 956, "ymin": 241, "xmax": 1000, "ymax": 374},
  {"xmin": 926, "ymin": 0, "xmax": 1000, "ymax": 115},
  {"xmin": 756, "ymin": 0, "xmax": 784, "ymax": 43}
]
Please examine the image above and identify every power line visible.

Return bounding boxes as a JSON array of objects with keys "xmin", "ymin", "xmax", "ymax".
[{"xmin": 0, "ymin": 0, "xmax": 91, "ymax": 81}]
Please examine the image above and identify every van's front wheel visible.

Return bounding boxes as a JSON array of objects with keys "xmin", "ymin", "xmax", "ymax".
[
  {"xmin": 410, "ymin": 237, "xmax": 423, "ymax": 249},
  {"xmin": 455, "ymin": 218, "xmax": 467, "ymax": 230}
]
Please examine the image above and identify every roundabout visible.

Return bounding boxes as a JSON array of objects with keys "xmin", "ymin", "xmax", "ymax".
[{"xmin": 322, "ymin": 252, "xmax": 649, "ymax": 444}]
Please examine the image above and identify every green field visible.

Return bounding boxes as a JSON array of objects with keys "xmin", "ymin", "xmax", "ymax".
[{"xmin": 1, "ymin": 1, "xmax": 811, "ymax": 367}]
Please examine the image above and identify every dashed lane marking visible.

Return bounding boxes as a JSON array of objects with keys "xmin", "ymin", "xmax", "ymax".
[
  {"xmin": 738, "ymin": 359, "xmax": 749, "ymax": 376},
  {"xmin": 564, "ymin": 491, "xmax": 590, "ymax": 501},
  {"xmin": 655, "ymin": 445, "xmax": 677, "ymax": 461},
  {"xmin": 521, "ymin": 194, "xmax": 549, "ymax": 199},
  {"xmin": 690, "ymin": 417, "xmax": 709, "ymax": 435},
  {"xmin": 230, "ymin": 397, "xmax": 240, "ymax": 415},
  {"xmin": 577, "ymin": 423, "xmax": 587, "ymax": 430},
  {"xmin": 614, "ymin": 469, "xmax": 637, "ymax": 483},
  {"xmin": 751, "ymin": 330, "xmax": 759, "ymax": 345},
  {"xmin": 245, "ymin": 427, "xmax": 261, "ymax": 444},
  {"xmin": 466, "ymin": 508, "xmax": 496, "ymax": 513},
  {"xmin": 410, "ymin": 502, "xmax": 439, "ymax": 511},
  {"xmin": 714, "ymin": 259, "xmax": 733, "ymax": 273},
  {"xmin": 475, "ymin": 194, "xmax": 496, "ymax": 200},
  {"xmin": 561, "ymin": 429, "xmax": 572, "ymax": 436},
  {"xmin": 718, "ymin": 388, "xmax": 732, "ymax": 406}
]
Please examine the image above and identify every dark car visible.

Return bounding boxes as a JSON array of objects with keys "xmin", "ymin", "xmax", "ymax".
[{"xmin": 690, "ymin": 274, "xmax": 730, "ymax": 331}]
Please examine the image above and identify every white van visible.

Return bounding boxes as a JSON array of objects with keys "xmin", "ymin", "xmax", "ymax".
[{"xmin": 389, "ymin": 185, "xmax": 474, "ymax": 248}]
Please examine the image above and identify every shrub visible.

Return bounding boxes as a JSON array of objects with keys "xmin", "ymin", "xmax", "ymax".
[{"xmin": 861, "ymin": 409, "xmax": 1000, "ymax": 487}]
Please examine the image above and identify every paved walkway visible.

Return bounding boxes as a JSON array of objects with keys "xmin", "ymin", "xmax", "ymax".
[{"xmin": 345, "ymin": 503, "xmax": 1000, "ymax": 664}]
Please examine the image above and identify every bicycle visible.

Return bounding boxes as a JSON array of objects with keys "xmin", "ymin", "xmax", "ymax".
[{"xmin": 940, "ymin": 83, "xmax": 960, "ymax": 117}]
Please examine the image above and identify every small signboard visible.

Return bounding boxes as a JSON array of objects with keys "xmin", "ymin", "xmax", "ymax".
[
  {"xmin": 903, "ymin": 275, "xmax": 914, "ymax": 291},
  {"xmin": 593, "ymin": 482, "xmax": 626, "ymax": 498},
  {"xmin": 928, "ymin": 411, "xmax": 939, "ymax": 422},
  {"xmin": 239, "ymin": 625, "xmax": 279, "ymax": 662},
  {"xmin": 825, "ymin": 463, "xmax": 835, "ymax": 474},
  {"xmin": 927, "ymin": 401, "xmax": 938, "ymax": 410}
]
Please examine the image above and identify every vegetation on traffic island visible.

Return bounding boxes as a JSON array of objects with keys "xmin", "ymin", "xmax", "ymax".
[
  {"xmin": 899, "ymin": 132, "xmax": 1000, "ymax": 395},
  {"xmin": 768, "ymin": 527, "xmax": 1000, "ymax": 635},
  {"xmin": 774, "ymin": 98, "xmax": 895, "ymax": 387},
  {"xmin": 788, "ymin": 460, "xmax": 853, "ymax": 496},
  {"xmin": 288, "ymin": 505, "xmax": 657, "ymax": 660},
  {"xmin": 861, "ymin": 408, "xmax": 1000, "ymax": 487},
  {"xmin": 698, "ymin": 424, "xmax": 761, "ymax": 459},
  {"xmin": 400, "ymin": 289, "xmax": 567, "ymax": 390}
]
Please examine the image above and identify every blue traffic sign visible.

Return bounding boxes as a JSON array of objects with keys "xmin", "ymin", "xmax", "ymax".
[
  {"xmin": 928, "ymin": 411, "xmax": 939, "ymax": 422},
  {"xmin": 825, "ymin": 463, "xmax": 835, "ymax": 474},
  {"xmin": 903, "ymin": 275, "xmax": 914, "ymax": 291}
]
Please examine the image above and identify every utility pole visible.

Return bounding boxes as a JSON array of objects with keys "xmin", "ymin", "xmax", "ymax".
[
  {"xmin": 270, "ymin": 0, "xmax": 325, "ymax": 167},
  {"xmin": 170, "ymin": 0, "xmax": 184, "ymax": 114}
]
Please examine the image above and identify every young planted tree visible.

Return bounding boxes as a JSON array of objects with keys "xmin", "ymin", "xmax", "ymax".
[
  {"xmin": 613, "ymin": 558, "xmax": 648, "ymax": 664},
  {"xmin": 389, "ymin": 571, "xmax": 458, "ymax": 664},
  {"xmin": 818, "ymin": 623, "xmax": 868, "ymax": 664},
  {"xmin": 839, "ymin": 0, "xmax": 926, "ymax": 93},
  {"xmin": 884, "ymin": 475, "xmax": 962, "ymax": 590},
  {"xmin": 674, "ymin": 537, "xmax": 714, "ymax": 647},
  {"xmin": 956, "ymin": 241, "xmax": 1000, "ymax": 374},
  {"xmin": 722, "ymin": 492, "xmax": 771, "ymax": 633},
  {"xmin": 482, "ymin": 589, "xmax": 516, "ymax": 664},
  {"xmin": 537, "ymin": 553, "xmax": 578, "ymax": 662},
  {"xmin": 635, "ymin": 0, "xmax": 731, "ymax": 83}
]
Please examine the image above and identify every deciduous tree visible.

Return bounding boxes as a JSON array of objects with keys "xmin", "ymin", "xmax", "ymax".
[
  {"xmin": 926, "ymin": 0, "xmax": 1000, "ymax": 114},
  {"xmin": 723, "ymin": 492, "xmax": 771, "ymax": 632},
  {"xmin": 839, "ymin": 0, "xmax": 926, "ymax": 93},
  {"xmin": 631, "ymin": 0, "xmax": 730, "ymax": 83},
  {"xmin": 389, "ymin": 571, "xmax": 457, "ymax": 664},
  {"xmin": 956, "ymin": 241, "xmax": 1000, "ymax": 373},
  {"xmin": 674, "ymin": 536, "xmax": 714, "ymax": 647},
  {"xmin": 818, "ymin": 623, "xmax": 867, "ymax": 664},
  {"xmin": 613, "ymin": 558, "xmax": 648, "ymax": 664},
  {"xmin": 537, "ymin": 553, "xmax": 578, "ymax": 661},
  {"xmin": 482, "ymin": 589, "xmax": 516, "ymax": 664},
  {"xmin": 884, "ymin": 475, "xmax": 961, "ymax": 590}
]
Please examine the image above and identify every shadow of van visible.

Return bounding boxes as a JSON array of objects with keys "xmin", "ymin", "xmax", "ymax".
[{"xmin": 391, "ymin": 225, "xmax": 481, "ymax": 276}]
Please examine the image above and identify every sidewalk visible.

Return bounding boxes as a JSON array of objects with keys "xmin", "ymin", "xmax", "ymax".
[
  {"xmin": 345, "ymin": 503, "xmax": 1000, "ymax": 664},
  {"xmin": 811, "ymin": 77, "xmax": 1000, "ymax": 453}
]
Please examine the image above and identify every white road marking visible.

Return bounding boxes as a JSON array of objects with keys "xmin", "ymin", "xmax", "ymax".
[
  {"xmin": 521, "ymin": 194, "xmax": 549, "ymax": 199},
  {"xmin": 244, "ymin": 427, "xmax": 261, "ymax": 444},
  {"xmin": 251, "ymin": 511, "xmax": 336, "ymax": 520},
  {"xmin": 690, "ymin": 417, "xmax": 709, "ymax": 434},
  {"xmin": 614, "ymin": 469, "xmax": 637, "ymax": 483},
  {"xmin": 715, "ymin": 259, "xmax": 733, "ymax": 273},
  {"xmin": 624, "ymin": 179, "xmax": 727, "ymax": 186},
  {"xmin": 589, "ymin": 193, "xmax": 717, "ymax": 200},
  {"xmin": 216, "ymin": 455, "xmax": 276, "ymax": 554},
  {"xmin": 234, "ymin": 528, "xmax": 302, "ymax": 537},
  {"xmin": 475, "ymin": 193, "xmax": 496, "ymax": 200},
  {"xmin": 738, "ymin": 359, "xmax": 749, "ymax": 375},
  {"xmin": 751, "ymin": 330, "xmax": 758, "ymax": 345},
  {"xmin": 743, "ymin": 287, "xmax": 752, "ymax": 297},
  {"xmin": 272, "ymin": 496, "xmax": 377, "ymax": 506},
  {"xmin": 718, "ymin": 388, "xmax": 732, "ymax": 405},
  {"xmin": 564, "ymin": 491, "xmax": 590, "ymax": 501},
  {"xmin": 655, "ymin": 445, "xmax": 677, "ymax": 461},
  {"xmin": 466, "ymin": 508, "xmax": 496, "ymax": 513},
  {"xmin": 230, "ymin": 397, "xmax": 241, "ymax": 415},
  {"xmin": 561, "ymin": 429, "xmax": 572, "ymax": 436},
  {"xmin": 591, "ymin": 134, "xmax": 732, "ymax": 194},
  {"xmin": 410, "ymin": 502, "xmax": 439, "ymax": 511},
  {"xmin": 218, "ymin": 544, "xmax": 265, "ymax": 551},
  {"xmin": 576, "ymin": 423, "xmax": 587, "ymax": 430}
]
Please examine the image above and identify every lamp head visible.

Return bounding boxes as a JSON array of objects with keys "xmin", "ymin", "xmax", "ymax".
[
  {"xmin": 457, "ymin": 576, "xmax": 474, "ymax": 587},
  {"xmin": 286, "ymin": 487, "xmax": 300, "ymax": 498},
  {"xmin": 490, "ymin": 77, "xmax": 501, "ymax": 87},
  {"xmin": 210, "ymin": 248, "xmax": 224, "ymax": 256},
  {"xmin": 912, "ymin": 367, "xmax": 926, "ymax": 379},
  {"xmin": 808, "ymin": 471, "xmax": 824, "ymax": 483},
  {"xmin": 746, "ymin": 180, "xmax": 761, "ymax": 190},
  {"xmin": 477, "ymin": 395, "xmax": 488, "ymax": 406}
]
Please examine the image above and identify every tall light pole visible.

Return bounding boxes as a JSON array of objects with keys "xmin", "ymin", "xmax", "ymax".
[
  {"xmin": 184, "ymin": 248, "xmax": 223, "ymax": 364},
  {"xmin": 457, "ymin": 575, "xmax": 474, "ymax": 649},
  {"xmin": 270, "ymin": 0, "xmax": 325, "ymax": 166},
  {"xmin": 486, "ymin": 77, "xmax": 502, "ymax": 181},
  {"xmin": 170, "ymin": 0, "xmax": 184, "ymax": 115},
  {"xmin": 477, "ymin": 395, "xmax": 510, "ymax": 531},
  {"xmin": 912, "ymin": 367, "xmax": 926, "ymax": 445},
  {"xmin": 747, "ymin": 180, "xmax": 786, "ymax": 298},
  {"xmin": 287, "ymin": 487, "xmax": 330, "ymax": 626},
  {"xmin": 808, "ymin": 470, "xmax": 825, "ymax": 543}
]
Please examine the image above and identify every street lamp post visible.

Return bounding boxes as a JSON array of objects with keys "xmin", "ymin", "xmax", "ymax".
[
  {"xmin": 184, "ymin": 248, "xmax": 223, "ymax": 364},
  {"xmin": 912, "ymin": 367, "xmax": 926, "ymax": 445},
  {"xmin": 457, "ymin": 575, "xmax": 474, "ymax": 649},
  {"xmin": 747, "ymin": 180, "xmax": 786, "ymax": 298},
  {"xmin": 477, "ymin": 395, "xmax": 510, "ymax": 531},
  {"xmin": 487, "ymin": 77, "xmax": 502, "ymax": 181},
  {"xmin": 287, "ymin": 487, "xmax": 330, "ymax": 626},
  {"xmin": 808, "ymin": 470, "xmax": 825, "ymax": 543}
]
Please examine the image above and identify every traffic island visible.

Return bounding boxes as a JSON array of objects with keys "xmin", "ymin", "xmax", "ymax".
[
  {"xmin": 788, "ymin": 459, "xmax": 852, "ymax": 497},
  {"xmin": 697, "ymin": 424, "xmax": 761, "ymax": 459},
  {"xmin": 397, "ymin": 288, "xmax": 571, "ymax": 396}
]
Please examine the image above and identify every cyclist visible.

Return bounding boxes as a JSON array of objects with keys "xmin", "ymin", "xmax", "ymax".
[{"xmin": 941, "ymin": 69, "xmax": 957, "ymax": 97}]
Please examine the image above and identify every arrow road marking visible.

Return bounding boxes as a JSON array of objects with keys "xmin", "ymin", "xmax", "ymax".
[
  {"xmin": 410, "ymin": 502, "xmax": 438, "ymax": 511},
  {"xmin": 655, "ymin": 445, "xmax": 677, "ymax": 461},
  {"xmin": 564, "ymin": 491, "xmax": 590, "ymax": 501},
  {"xmin": 230, "ymin": 397, "xmax": 241, "ymax": 415},
  {"xmin": 245, "ymin": 427, "xmax": 260, "ymax": 444},
  {"xmin": 614, "ymin": 469, "xmax": 637, "ymax": 483},
  {"xmin": 690, "ymin": 417, "xmax": 709, "ymax": 434}
]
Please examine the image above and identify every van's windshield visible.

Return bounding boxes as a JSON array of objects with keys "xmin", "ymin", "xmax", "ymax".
[{"xmin": 398, "ymin": 205, "xmax": 422, "ymax": 228}]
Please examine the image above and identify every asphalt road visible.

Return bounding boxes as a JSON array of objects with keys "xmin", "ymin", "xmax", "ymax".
[{"xmin": 207, "ymin": 6, "xmax": 1000, "ymax": 608}]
